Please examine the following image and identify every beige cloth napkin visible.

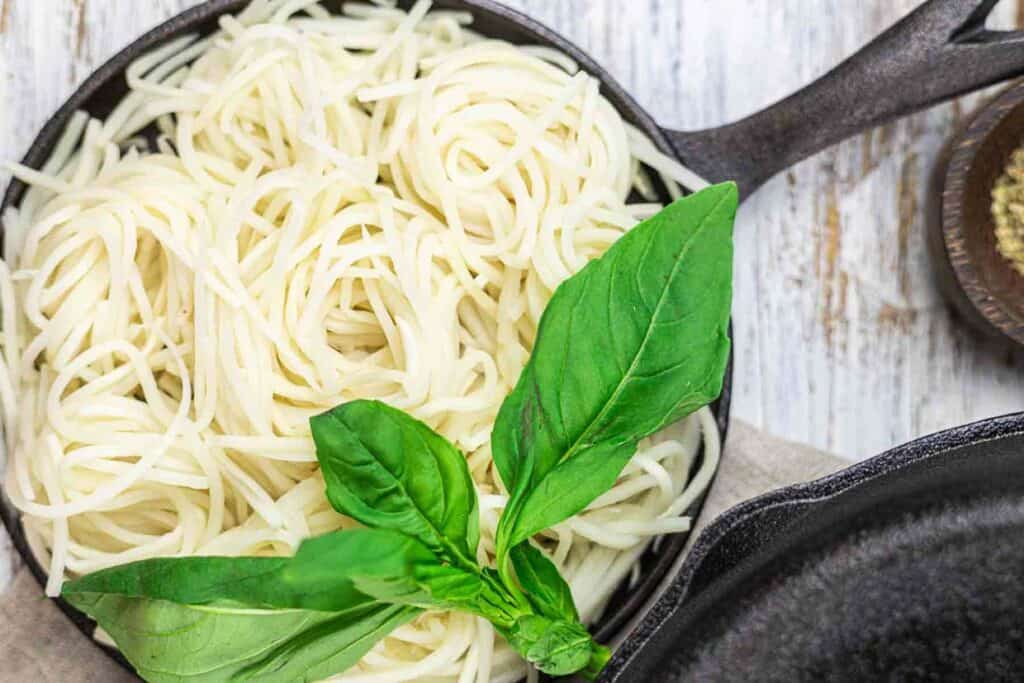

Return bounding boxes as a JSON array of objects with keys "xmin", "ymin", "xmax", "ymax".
[
  {"xmin": 690, "ymin": 419, "xmax": 849, "ymax": 535},
  {"xmin": 0, "ymin": 420, "xmax": 849, "ymax": 682}
]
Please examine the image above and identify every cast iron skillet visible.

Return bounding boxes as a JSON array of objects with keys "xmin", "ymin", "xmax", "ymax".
[
  {"xmin": 1, "ymin": 0, "xmax": 1023, "ymax": 677},
  {"xmin": 608, "ymin": 411, "xmax": 1024, "ymax": 682}
]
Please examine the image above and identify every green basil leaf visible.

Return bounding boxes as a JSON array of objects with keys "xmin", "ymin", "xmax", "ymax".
[
  {"xmin": 285, "ymin": 529, "xmax": 526, "ymax": 629},
  {"xmin": 310, "ymin": 400, "xmax": 479, "ymax": 564},
  {"xmin": 510, "ymin": 543, "xmax": 578, "ymax": 623},
  {"xmin": 285, "ymin": 528, "xmax": 478, "ymax": 608},
  {"xmin": 234, "ymin": 606, "xmax": 417, "ymax": 679},
  {"xmin": 581, "ymin": 644, "xmax": 613, "ymax": 681},
  {"xmin": 63, "ymin": 590, "xmax": 416, "ymax": 682},
  {"xmin": 62, "ymin": 556, "xmax": 372, "ymax": 614},
  {"xmin": 507, "ymin": 615, "xmax": 595, "ymax": 677},
  {"xmin": 509, "ymin": 441, "xmax": 637, "ymax": 555},
  {"xmin": 492, "ymin": 183, "xmax": 737, "ymax": 556},
  {"xmin": 233, "ymin": 604, "xmax": 416, "ymax": 682}
]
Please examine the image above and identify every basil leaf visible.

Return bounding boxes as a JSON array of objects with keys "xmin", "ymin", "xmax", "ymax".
[
  {"xmin": 492, "ymin": 183, "xmax": 737, "ymax": 556},
  {"xmin": 507, "ymin": 615, "xmax": 595, "ymax": 677},
  {"xmin": 62, "ymin": 556, "xmax": 372, "ymax": 614},
  {"xmin": 63, "ymin": 589, "xmax": 416, "ymax": 682},
  {"xmin": 582, "ymin": 643, "xmax": 613, "ymax": 681},
  {"xmin": 204, "ymin": 605, "xmax": 410, "ymax": 681},
  {"xmin": 285, "ymin": 528, "xmax": 526, "ymax": 629},
  {"xmin": 510, "ymin": 543, "xmax": 578, "ymax": 623},
  {"xmin": 285, "ymin": 529, "xmax": 478, "ymax": 608},
  {"xmin": 508, "ymin": 441, "xmax": 637, "ymax": 557},
  {"xmin": 61, "ymin": 552, "xmax": 413, "ymax": 681},
  {"xmin": 310, "ymin": 400, "xmax": 480, "ymax": 565},
  {"xmin": 233, "ymin": 604, "xmax": 416, "ymax": 681}
]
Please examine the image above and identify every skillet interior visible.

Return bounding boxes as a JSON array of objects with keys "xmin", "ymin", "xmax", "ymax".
[
  {"xmin": 605, "ymin": 413, "xmax": 1024, "ymax": 682},
  {"xmin": 0, "ymin": 0, "xmax": 732, "ymax": 672}
]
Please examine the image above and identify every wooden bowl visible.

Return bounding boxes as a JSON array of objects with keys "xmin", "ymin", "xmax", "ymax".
[{"xmin": 933, "ymin": 82, "xmax": 1024, "ymax": 346}]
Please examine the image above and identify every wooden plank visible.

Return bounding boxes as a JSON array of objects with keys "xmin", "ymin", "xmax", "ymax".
[{"xmin": 507, "ymin": 0, "xmax": 1024, "ymax": 460}]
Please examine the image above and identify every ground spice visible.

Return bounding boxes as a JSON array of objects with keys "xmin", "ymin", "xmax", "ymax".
[{"xmin": 991, "ymin": 147, "xmax": 1024, "ymax": 276}]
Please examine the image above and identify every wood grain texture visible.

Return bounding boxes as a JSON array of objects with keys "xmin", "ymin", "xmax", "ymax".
[
  {"xmin": 507, "ymin": 0, "xmax": 1024, "ymax": 460},
  {"xmin": 2, "ymin": 0, "xmax": 1024, "ymax": 588}
]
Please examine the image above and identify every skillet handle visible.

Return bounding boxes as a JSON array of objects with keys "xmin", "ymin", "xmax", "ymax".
[{"xmin": 666, "ymin": 0, "xmax": 1024, "ymax": 198}]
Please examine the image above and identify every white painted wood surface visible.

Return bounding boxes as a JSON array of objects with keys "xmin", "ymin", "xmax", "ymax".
[{"xmin": 2, "ymin": 0, "xmax": 1024, "ymax": 585}]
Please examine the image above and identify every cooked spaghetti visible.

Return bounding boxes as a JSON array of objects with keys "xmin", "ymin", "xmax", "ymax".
[{"xmin": 0, "ymin": 1, "xmax": 718, "ymax": 681}]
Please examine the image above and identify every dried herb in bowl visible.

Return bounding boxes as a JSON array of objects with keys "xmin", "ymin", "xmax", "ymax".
[{"xmin": 991, "ymin": 147, "xmax": 1024, "ymax": 275}]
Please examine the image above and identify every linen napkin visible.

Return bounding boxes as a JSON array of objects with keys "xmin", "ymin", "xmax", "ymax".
[{"xmin": 0, "ymin": 420, "xmax": 849, "ymax": 682}]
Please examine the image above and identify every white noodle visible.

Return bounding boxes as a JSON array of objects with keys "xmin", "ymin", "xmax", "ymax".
[{"xmin": 0, "ymin": 1, "xmax": 717, "ymax": 681}]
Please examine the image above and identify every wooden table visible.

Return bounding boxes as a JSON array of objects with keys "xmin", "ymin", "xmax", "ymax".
[{"xmin": 2, "ymin": 0, "xmax": 1023, "ymax": 584}]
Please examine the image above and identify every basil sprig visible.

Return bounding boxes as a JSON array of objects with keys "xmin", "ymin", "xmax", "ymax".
[
  {"xmin": 61, "ymin": 183, "xmax": 737, "ymax": 682},
  {"xmin": 491, "ymin": 182, "xmax": 736, "ymax": 573}
]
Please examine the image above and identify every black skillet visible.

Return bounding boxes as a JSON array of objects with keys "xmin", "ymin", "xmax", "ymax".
[
  {"xmin": 608, "ymin": 411, "xmax": 1024, "ymax": 682},
  {"xmin": 2, "ymin": 0, "xmax": 1024, "ymax": 678}
]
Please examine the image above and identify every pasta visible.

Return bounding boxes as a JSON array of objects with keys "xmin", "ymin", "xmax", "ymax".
[{"xmin": 0, "ymin": 1, "xmax": 719, "ymax": 681}]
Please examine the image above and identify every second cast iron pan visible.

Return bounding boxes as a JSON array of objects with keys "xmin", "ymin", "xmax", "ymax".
[{"xmin": 607, "ymin": 412, "xmax": 1024, "ymax": 682}]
